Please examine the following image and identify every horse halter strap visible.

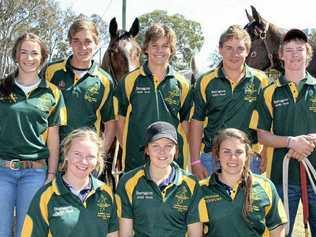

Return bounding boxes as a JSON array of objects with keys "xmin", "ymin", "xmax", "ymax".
[
  {"xmin": 254, "ymin": 22, "xmax": 275, "ymax": 70},
  {"xmin": 107, "ymin": 49, "xmax": 119, "ymax": 86}
]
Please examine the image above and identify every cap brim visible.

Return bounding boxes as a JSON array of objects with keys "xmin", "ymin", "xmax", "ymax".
[{"xmin": 139, "ymin": 133, "xmax": 178, "ymax": 151}]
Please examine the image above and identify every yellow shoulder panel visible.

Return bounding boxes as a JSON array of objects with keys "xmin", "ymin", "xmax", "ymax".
[{"xmin": 125, "ymin": 169, "xmax": 145, "ymax": 204}]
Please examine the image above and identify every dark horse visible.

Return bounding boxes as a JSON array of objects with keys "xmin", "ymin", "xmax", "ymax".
[
  {"xmin": 244, "ymin": 5, "xmax": 316, "ymax": 77},
  {"xmin": 100, "ymin": 17, "xmax": 141, "ymax": 187},
  {"xmin": 101, "ymin": 17, "xmax": 141, "ymax": 85}
]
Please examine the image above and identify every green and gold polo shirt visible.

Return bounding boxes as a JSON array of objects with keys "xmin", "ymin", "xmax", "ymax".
[
  {"xmin": 192, "ymin": 64, "xmax": 269, "ymax": 153},
  {"xmin": 43, "ymin": 56, "xmax": 114, "ymax": 140},
  {"xmin": 200, "ymin": 173, "xmax": 287, "ymax": 237},
  {"xmin": 22, "ymin": 173, "xmax": 118, "ymax": 237},
  {"xmin": 250, "ymin": 73, "xmax": 316, "ymax": 185},
  {"xmin": 0, "ymin": 74, "xmax": 66, "ymax": 161},
  {"xmin": 116, "ymin": 161, "xmax": 208, "ymax": 237},
  {"xmin": 115, "ymin": 62, "xmax": 192, "ymax": 171}
]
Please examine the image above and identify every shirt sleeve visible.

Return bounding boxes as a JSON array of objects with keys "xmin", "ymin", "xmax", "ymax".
[
  {"xmin": 21, "ymin": 188, "xmax": 49, "ymax": 237},
  {"xmin": 186, "ymin": 176, "xmax": 209, "ymax": 225},
  {"xmin": 100, "ymin": 77, "xmax": 115, "ymax": 122},
  {"xmin": 265, "ymin": 180, "xmax": 288, "ymax": 230},
  {"xmin": 107, "ymin": 190, "xmax": 119, "ymax": 233},
  {"xmin": 191, "ymin": 76, "xmax": 207, "ymax": 121},
  {"xmin": 179, "ymin": 86, "xmax": 193, "ymax": 122},
  {"xmin": 249, "ymin": 89, "xmax": 272, "ymax": 132},
  {"xmin": 115, "ymin": 77, "xmax": 129, "ymax": 117},
  {"xmin": 48, "ymin": 88, "xmax": 67, "ymax": 127},
  {"xmin": 116, "ymin": 175, "xmax": 134, "ymax": 219}
]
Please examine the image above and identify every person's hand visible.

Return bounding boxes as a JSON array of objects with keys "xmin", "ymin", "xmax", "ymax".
[
  {"xmin": 191, "ymin": 163, "xmax": 208, "ymax": 180},
  {"xmin": 306, "ymin": 133, "xmax": 316, "ymax": 147},
  {"xmin": 45, "ymin": 173, "xmax": 55, "ymax": 184},
  {"xmin": 288, "ymin": 135, "xmax": 315, "ymax": 158},
  {"xmin": 287, "ymin": 148, "xmax": 306, "ymax": 161}
]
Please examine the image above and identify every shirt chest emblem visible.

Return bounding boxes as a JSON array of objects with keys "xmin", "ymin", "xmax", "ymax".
[
  {"xmin": 135, "ymin": 86, "xmax": 151, "ymax": 94},
  {"xmin": 135, "ymin": 190, "xmax": 154, "ymax": 199},
  {"xmin": 308, "ymin": 94, "xmax": 316, "ymax": 112},
  {"xmin": 52, "ymin": 206, "xmax": 74, "ymax": 217},
  {"xmin": 96, "ymin": 194, "xmax": 112, "ymax": 220},
  {"xmin": 173, "ymin": 186, "xmax": 190, "ymax": 212},
  {"xmin": 85, "ymin": 84, "xmax": 100, "ymax": 102},
  {"xmin": 211, "ymin": 90, "xmax": 226, "ymax": 97},
  {"xmin": 244, "ymin": 82, "xmax": 258, "ymax": 102},
  {"xmin": 273, "ymin": 98, "xmax": 290, "ymax": 108}
]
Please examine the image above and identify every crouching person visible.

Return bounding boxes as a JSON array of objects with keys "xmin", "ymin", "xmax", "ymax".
[
  {"xmin": 21, "ymin": 128, "xmax": 118, "ymax": 237},
  {"xmin": 116, "ymin": 121, "xmax": 208, "ymax": 237}
]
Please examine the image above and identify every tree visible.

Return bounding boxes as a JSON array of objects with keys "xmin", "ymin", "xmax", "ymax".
[{"xmin": 138, "ymin": 10, "xmax": 204, "ymax": 70}]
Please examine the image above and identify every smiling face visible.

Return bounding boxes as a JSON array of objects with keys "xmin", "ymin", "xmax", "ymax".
[
  {"xmin": 16, "ymin": 40, "xmax": 42, "ymax": 74},
  {"xmin": 219, "ymin": 37, "xmax": 249, "ymax": 72},
  {"xmin": 145, "ymin": 137, "xmax": 177, "ymax": 170},
  {"xmin": 218, "ymin": 137, "xmax": 248, "ymax": 177},
  {"xmin": 279, "ymin": 40, "xmax": 308, "ymax": 72},
  {"xmin": 64, "ymin": 137, "xmax": 98, "ymax": 181},
  {"xmin": 70, "ymin": 29, "xmax": 98, "ymax": 68},
  {"xmin": 146, "ymin": 36, "xmax": 172, "ymax": 67}
]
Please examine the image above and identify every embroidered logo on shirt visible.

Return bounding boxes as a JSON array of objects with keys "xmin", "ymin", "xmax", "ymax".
[
  {"xmin": 36, "ymin": 94, "xmax": 52, "ymax": 112},
  {"xmin": 164, "ymin": 89, "xmax": 180, "ymax": 107},
  {"xmin": 204, "ymin": 194, "xmax": 222, "ymax": 203},
  {"xmin": 308, "ymin": 94, "xmax": 316, "ymax": 112},
  {"xmin": 85, "ymin": 84, "xmax": 100, "ymax": 103},
  {"xmin": 135, "ymin": 191, "xmax": 153, "ymax": 199},
  {"xmin": 173, "ymin": 186, "xmax": 190, "ymax": 212},
  {"xmin": 244, "ymin": 82, "xmax": 258, "ymax": 102},
  {"xmin": 0, "ymin": 93, "xmax": 17, "ymax": 103},
  {"xmin": 273, "ymin": 98, "xmax": 290, "ymax": 108},
  {"xmin": 96, "ymin": 194, "xmax": 111, "ymax": 220},
  {"xmin": 52, "ymin": 206, "xmax": 74, "ymax": 217},
  {"xmin": 211, "ymin": 90, "xmax": 226, "ymax": 97},
  {"xmin": 135, "ymin": 86, "xmax": 151, "ymax": 94}
]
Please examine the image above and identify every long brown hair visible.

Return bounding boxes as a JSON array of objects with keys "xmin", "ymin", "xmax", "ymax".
[
  {"xmin": 212, "ymin": 128, "xmax": 253, "ymax": 219},
  {"xmin": 0, "ymin": 32, "xmax": 48, "ymax": 97}
]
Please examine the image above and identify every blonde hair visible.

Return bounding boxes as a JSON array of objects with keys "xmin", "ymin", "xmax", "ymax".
[
  {"xmin": 68, "ymin": 18, "xmax": 100, "ymax": 44},
  {"xmin": 219, "ymin": 25, "xmax": 252, "ymax": 52},
  {"xmin": 212, "ymin": 128, "xmax": 253, "ymax": 219},
  {"xmin": 61, "ymin": 128, "xmax": 105, "ymax": 176},
  {"xmin": 142, "ymin": 23, "xmax": 177, "ymax": 57}
]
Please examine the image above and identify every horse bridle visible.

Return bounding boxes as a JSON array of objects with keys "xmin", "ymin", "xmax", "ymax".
[
  {"xmin": 107, "ymin": 47, "xmax": 119, "ymax": 86},
  {"xmin": 251, "ymin": 22, "xmax": 275, "ymax": 70}
]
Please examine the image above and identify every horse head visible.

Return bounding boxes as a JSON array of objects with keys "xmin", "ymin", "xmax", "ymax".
[
  {"xmin": 101, "ymin": 17, "xmax": 141, "ymax": 85},
  {"xmin": 244, "ymin": 6, "xmax": 284, "ymax": 71}
]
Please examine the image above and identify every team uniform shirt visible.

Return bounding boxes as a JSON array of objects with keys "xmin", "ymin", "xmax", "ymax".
[
  {"xmin": 43, "ymin": 56, "xmax": 114, "ymax": 140},
  {"xmin": 192, "ymin": 64, "xmax": 269, "ymax": 153},
  {"xmin": 200, "ymin": 173, "xmax": 287, "ymax": 237},
  {"xmin": 0, "ymin": 74, "xmax": 66, "ymax": 161},
  {"xmin": 116, "ymin": 161, "xmax": 208, "ymax": 237},
  {"xmin": 250, "ymin": 73, "xmax": 316, "ymax": 185},
  {"xmin": 22, "ymin": 173, "xmax": 118, "ymax": 237},
  {"xmin": 115, "ymin": 62, "xmax": 192, "ymax": 171}
]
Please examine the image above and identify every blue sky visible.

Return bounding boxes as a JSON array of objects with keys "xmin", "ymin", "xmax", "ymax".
[{"xmin": 57, "ymin": 0, "xmax": 315, "ymax": 68}]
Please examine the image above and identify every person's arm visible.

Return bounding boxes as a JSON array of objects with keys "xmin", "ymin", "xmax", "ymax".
[
  {"xmin": 270, "ymin": 225, "xmax": 286, "ymax": 237},
  {"xmin": 46, "ymin": 126, "xmax": 59, "ymax": 183},
  {"xmin": 119, "ymin": 218, "xmax": 133, "ymax": 237},
  {"xmin": 257, "ymin": 129, "xmax": 315, "ymax": 160},
  {"xmin": 117, "ymin": 115, "xmax": 126, "ymax": 146},
  {"xmin": 190, "ymin": 119, "xmax": 208, "ymax": 179},
  {"xmin": 181, "ymin": 120, "xmax": 190, "ymax": 140},
  {"xmin": 187, "ymin": 222, "xmax": 203, "ymax": 237},
  {"xmin": 103, "ymin": 120, "xmax": 116, "ymax": 154}
]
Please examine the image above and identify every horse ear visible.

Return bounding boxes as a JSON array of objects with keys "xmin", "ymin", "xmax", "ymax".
[
  {"xmin": 251, "ymin": 5, "xmax": 262, "ymax": 24},
  {"xmin": 109, "ymin": 17, "xmax": 118, "ymax": 38},
  {"xmin": 129, "ymin": 18, "xmax": 140, "ymax": 37},
  {"xmin": 245, "ymin": 9, "xmax": 254, "ymax": 22}
]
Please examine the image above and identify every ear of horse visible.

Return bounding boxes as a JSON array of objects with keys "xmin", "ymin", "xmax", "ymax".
[
  {"xmin": 250, "ymin": 5, "xmax": 262, "ymax": 24},
  {"xmin": 109, "ymin": 17, "xmax": 118, "ymax": 38},
  {"xmin": 129, "ymin": 18, "xmax": 140, "ymax": 37},
  {"xmin": 245, "ymin": 9, "xmax": 254, "ymax": 22}
]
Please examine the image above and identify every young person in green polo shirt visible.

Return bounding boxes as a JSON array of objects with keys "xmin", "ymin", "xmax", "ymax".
[
  {"xmin": 190, "ymin": 25, "xmax": 269, "ymax": 180},
  {"xmin": 116, "ymin": 121, "xmax": 208, "ymax": 237},
  {"xmin": 0, "ymin": 33, "xmax": 66, "ymax": 237},
  {"xmin": 250, "ymin": 28, "xmax": 316, "ymax": 236},
  {"xmin": 115, "ymin": 24, "xmax": 192, "ymax": 172},
  {"xmin": 43, "ymin": 19, "xmax": 115, "ymax": 154},
  {"xmin": 200, "ymin": 128, "xmax": 287, "ymax": 236},
  {"xmin": 22, "ymin": 128, "xmax": 118, "ymax": 237}
]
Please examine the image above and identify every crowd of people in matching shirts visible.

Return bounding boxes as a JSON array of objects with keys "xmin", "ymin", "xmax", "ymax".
[{"xmin": 0, "ymin": 16, "xmax": 315, "ymax": 237}]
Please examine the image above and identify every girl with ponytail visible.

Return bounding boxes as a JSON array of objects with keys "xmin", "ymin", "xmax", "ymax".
[{"xmin": 200, "ymin": 128, "xmax": 287, "ymax": 237}]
